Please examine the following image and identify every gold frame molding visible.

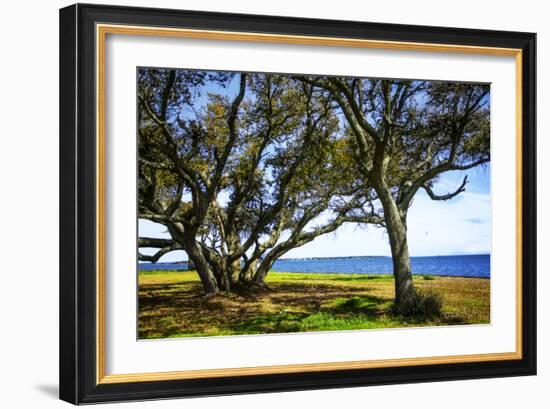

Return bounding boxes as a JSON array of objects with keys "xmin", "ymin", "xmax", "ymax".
[{"xmin": 95, "ymin": 23, "xmax": 523, "ymax": 385}]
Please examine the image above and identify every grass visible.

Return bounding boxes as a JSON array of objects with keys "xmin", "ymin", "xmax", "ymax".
[{"xmin": 138, "ymin": 270, "xmax": 490, "ymax": 339}]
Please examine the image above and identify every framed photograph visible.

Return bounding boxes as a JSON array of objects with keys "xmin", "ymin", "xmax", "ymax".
[{"xmin": 59, "ymin": 3, "xmax": 536, "ymax": 404}]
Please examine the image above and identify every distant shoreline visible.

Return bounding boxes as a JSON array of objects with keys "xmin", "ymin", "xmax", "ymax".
[
  {"xmin": 139, "ymin": 269, "xmax": 490, "ymax": 280},
  {"xmin": 276, "ymin": 254, "xmax": 490, "ymax": 261},
  {"xmin": 138, "ymin": 253, "xmax": 490, "ymax": 265}
]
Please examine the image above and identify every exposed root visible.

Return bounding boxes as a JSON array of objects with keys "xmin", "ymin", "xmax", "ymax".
[
  {"xmin": 251, "ymin": 282, "xmax": 276, "ymax": 292},
  {"xmin": 186, "ymin": 282, "xmax": 276, "ymax": 300},
  {"xmin": 190, "ymin": 292, "xmax": 220, "ymax": 300}
]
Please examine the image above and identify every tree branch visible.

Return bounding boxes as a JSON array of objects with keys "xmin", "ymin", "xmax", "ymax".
[
  {"xmin": 422, "ymin": 175, "xmax": 468, "ymax": 201},
  {"xmin": 138, "ymin": 242, "xmax": 182, "ymax": 263},
  {"xmin": 206, "ymin": 73, "xmax": 247, "ymax": 201},
  {"xmin": 138, "ymin": 237, "xmax": 176, "ymax": 248},
  {"xmin": 294, "ymin": 76, "xmax": 372, "ymax": 160}
]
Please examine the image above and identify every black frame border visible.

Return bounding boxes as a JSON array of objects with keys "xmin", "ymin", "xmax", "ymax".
[{"xmin": 59, "ymin": 3, "xmax": 536, "ymax": 404}]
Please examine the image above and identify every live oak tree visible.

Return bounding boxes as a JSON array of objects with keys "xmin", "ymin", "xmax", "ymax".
[
  {"xmin": 138, "ymin": 69, "xmax": 381, "ymax": 296},
  {"xmin": 296, "ymin": 76, "xmax": 490, "ymax": 313}
]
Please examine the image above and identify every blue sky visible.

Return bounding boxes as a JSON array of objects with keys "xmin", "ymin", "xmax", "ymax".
[{"xmin": 139, "ymin": 72, "xmax": 490, "ymax": 261}]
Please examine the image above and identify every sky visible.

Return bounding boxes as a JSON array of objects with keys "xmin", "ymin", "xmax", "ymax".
[{"xmin": 139, "ymin": 71, "xmax": 491, "ymax": 262}]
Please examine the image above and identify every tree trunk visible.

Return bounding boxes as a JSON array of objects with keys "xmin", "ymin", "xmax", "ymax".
[
  {"xmin": 252, "ymin": 262, "xmax": 271, "ymax": 287},
  {"xmin": 183, "ymin": 237, "xmax": 220, "ymax": 296},
  {"xmin": 212, "ymin": 260, "xmax": 230, "ymax": 292},
  {"xmin": 253, "ymin": 250, "xmax": 282, "ymax": 286},
  {"xmin": 387, "ymin": 215, "xmax": 416, "ymax": 312},
  {"xmin": 219, "ymin": 233, "xmax": 242, "ymax": 290},
  {"xmin": 377, "ymin": 186, "xmax": 416, "ymax": 313},
  {"xmin": 240, "ymin": 258, "xmax": 257, "ymax": 283},
  {"xmin": 229, "ymin": 258, "xmax": 241, "ymax": 284},
  {"xmin": 166, "ymin": 224, "xmax": 220, "ymax": 296}
]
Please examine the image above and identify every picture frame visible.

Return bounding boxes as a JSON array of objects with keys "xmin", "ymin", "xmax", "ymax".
[{"xmin": 59, "ymin": 3, "xmax": 536, "ymax": 404}]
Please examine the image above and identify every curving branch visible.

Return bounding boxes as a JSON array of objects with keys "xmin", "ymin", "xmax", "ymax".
[
  {"xmin": 422, "ymin": 175, "xmax": 468, "ymax": 201},
  {"xmin": 138, "ymin": 237, "xmax": 176, "ymax": 248},
  {"xmin": 139, "ymin": 212, "xmax": 171, "ymax": 224},
  {"xmin": 138, "ymin": 243, "xmax": 182, "ymax": 263},
  {"xmin": 138, "ymin": 236, "xmax": 183, "ymax": 263}
]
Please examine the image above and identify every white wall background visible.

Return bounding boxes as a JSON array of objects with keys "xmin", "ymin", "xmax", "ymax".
[{"xmin": 0, "ymin": 0, "xmax": 546, "ymax": 407}]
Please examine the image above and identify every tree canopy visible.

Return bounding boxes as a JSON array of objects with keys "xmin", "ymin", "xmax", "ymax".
[{"xmin": 138, "ymin": 69, "xmax": 382, "ymax": 294}]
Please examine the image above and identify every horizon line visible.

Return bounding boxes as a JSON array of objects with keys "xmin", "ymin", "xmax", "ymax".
[{"xmin": 138, "ymin": 253, "xmax": 490, "ymax": 264}]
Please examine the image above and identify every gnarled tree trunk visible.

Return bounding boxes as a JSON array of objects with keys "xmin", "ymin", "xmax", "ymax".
[
  {"xmin": 252, "ymin": 257, "xmax": 275, "ymax": 287},
  {"xmin": 240, "ymin": 258, "xmax": 257, "ymax": 283},
  {"xmin": 376, "ymin": 185, "xmax": 416, "ymax": 312},
  {"xmin": 183, "ymin": 239, "xmax": 220, "ymax": 296}
]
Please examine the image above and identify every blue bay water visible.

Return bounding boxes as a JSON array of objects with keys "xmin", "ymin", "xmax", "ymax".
[{"xmin": 139, "ymin": 254, "xmax": 490, "ymax": 278}]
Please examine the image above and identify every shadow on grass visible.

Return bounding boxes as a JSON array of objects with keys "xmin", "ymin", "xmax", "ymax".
[
  {"xmin": 325, "ymin": 295, "xmax": 388, "ymax": 318},
  {"xmin": 222, "ymin": 295, "xmax": 393, "ymax": 335},
  {"xmin": 231, "ymin": 311, "xmax": 309, "ymax": 334},
  {"xmin": 138, "ymin": 275, "xmax": 482, "ymax": 338},
  {"xmin": 139, "ymin": 283, "xmax": 230, "ymax": 315}
]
